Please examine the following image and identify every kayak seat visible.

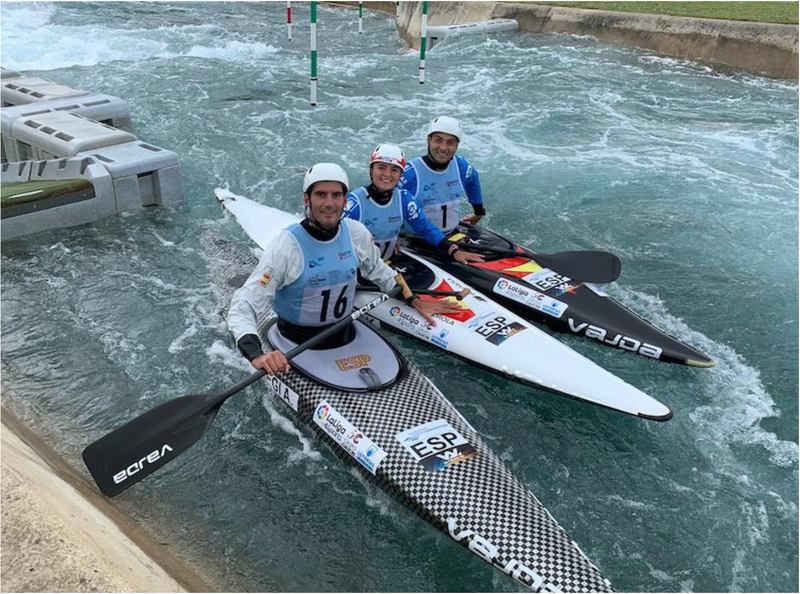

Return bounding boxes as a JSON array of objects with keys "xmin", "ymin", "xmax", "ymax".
[{"xmin": 265, "ymin": 319, "xmax": 403, "ymax": 392}]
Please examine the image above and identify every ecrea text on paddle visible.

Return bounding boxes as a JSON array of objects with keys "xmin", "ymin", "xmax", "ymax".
[{"xmin": 113, "ymin": 444, "xmax": 174, "ymax": 485}]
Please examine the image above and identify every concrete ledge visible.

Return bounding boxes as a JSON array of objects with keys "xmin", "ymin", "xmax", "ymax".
[
  {"xmin": 391, "ymin": 1, "xmax": 798, "ymax": 79},
  {"xmin": 1, "ymin": 408, "xmax": 213, "ymax": 593}
]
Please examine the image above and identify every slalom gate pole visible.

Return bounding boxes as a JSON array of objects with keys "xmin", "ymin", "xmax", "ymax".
[
  {"xmin": 419, "ymin": 1, "xmax": 428, "ymax": 84},
  {"xmin": 359, "ymin": 1, "xmax": 363, "ymax": 33},
  {"xmin": 287, "ymin": 2, "xmax": 292, "ymax": 40},
  {"xmin": 310, "ymin": 1, "xmax": 318, "ymax": 105}
]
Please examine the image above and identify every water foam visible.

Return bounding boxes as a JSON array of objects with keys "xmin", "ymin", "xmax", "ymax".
[{"xmin": 613, "ymin": 285, "xmax": 798, "ymax": 470}]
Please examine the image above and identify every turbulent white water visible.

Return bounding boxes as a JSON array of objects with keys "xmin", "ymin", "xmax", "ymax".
[{"xmin": 2, "ymin": 2, "xmax": 797, "ymax": 592}]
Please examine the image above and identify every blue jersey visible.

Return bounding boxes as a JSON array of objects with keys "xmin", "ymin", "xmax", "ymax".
[
  {"xmin": 399, "ymin": 154, "xmax": 483, "ymax": 234},
  {"xmin": 344, "ymin": 186, "xmax": 445, "ymax": 256},
  {"xmin": 272, "ymin": 223, "xmax": 357, "ymax": 326}
]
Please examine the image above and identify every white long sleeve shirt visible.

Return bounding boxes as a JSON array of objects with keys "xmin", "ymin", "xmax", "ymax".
[{"xmin": 227, "ymin": 218, "xmax": 398, "ymax": 342}]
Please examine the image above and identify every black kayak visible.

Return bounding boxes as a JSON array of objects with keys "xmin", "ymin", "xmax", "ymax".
[{"xmin": 406, "ymin": 224, "xmax": 714, "ymax": 368}]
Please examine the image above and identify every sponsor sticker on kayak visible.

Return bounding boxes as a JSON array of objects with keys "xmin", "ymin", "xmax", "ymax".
[
  {"xmin": 396, "ymin": 419, "xmax": 478, "ymax": 472},
  {"xmin": 268, "ymin": 375, "xmax": 300, "ymax": 412},
  {"xmin": 335, "ymin": 354, "xmax": 371, "ymax": 371},
  {"xmin": 313, "ymin": 399, "xmax": 387, "ymax": 475},
  {"xmin": 493, "ymin": 278, "xmax": 568, "ymax": 319},
  {"xmin": 468, "ymin": 314, "xmax": 526, "ymax": 346},
  {"xmin": 521, "ymin": 268, "xmax": 580, "ymax": 295}
]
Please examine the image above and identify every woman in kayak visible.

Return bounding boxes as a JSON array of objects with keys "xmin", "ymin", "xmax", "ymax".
[
  {"xmin": 228, "ymin": 162, "xmax": 463, "ymax": 375},
  {"xmin": 344, "ymin": 143, "xmax": 484, "ymax": 264},
  {"xmin": 398, "ymin": 116, "xmax": 486, "ymax": 234}
]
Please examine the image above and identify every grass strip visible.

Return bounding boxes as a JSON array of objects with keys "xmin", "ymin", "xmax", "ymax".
[{"xmin": 517, "ymin": 2, "xmax": 798, "ymax": 25}]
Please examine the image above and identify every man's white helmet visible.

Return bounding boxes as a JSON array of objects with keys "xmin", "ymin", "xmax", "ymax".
[
  {"xmin": 303, "ymin": 162, "xmax": 350, "ymax": 193},
  {"xmin": 428, "ymin": 115, "xmax": 462, "ymax": 142},
  {"xmin": 369, "ymin": 144, "xmax": 407, "ymax": 170}
]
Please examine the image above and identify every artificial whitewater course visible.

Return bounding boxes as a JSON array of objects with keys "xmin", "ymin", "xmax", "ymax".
[{"xmin": 1, "ymin": 2, "xmax": 798, "ymax": 592}]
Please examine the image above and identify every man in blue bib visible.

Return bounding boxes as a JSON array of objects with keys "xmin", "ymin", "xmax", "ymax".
[
  {"xmin": 344, "ymin": 143, "xmax": 483, "ymax": 264},
  {"xmin": 228, "ymin": 163, "xmax": 461, "ymax": 375},
  {"xmin": 399, "ymin": 116, "xmax": 485, "ymax": 235}
]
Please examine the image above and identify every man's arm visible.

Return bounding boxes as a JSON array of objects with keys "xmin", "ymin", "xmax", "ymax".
[
  {"xmin": 456, "ymin": 155, "xmax": 485, "ymax": 223},
  {"xmin": 227, "ymin": 231, "xmax": 300, "ymax": 360}
]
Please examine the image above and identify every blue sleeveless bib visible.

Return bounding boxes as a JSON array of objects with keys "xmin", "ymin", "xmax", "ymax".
[
  {"xmin": 350, "ymin": 186, "xmax": 404, "ymax": 259},
  {"xmin": 409, "ymin": 156, "xmax": 465, "ymax": 234},
  {"xmin": 273, "ymin": 223, "xmax": 357, "ymax": 326}
]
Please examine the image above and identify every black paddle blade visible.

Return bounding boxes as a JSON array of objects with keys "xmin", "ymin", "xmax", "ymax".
[
  {"xmin": 533, "ymin": 250, "xmax": 622, "ymax": 284},
  {"xmin": 82, "ymin": 393, "xmax": 224, "ymax": 497}
]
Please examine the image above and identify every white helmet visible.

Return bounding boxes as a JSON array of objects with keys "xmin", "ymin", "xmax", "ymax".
[
  {"xmin": 428, "ymin": 115, "xmax": 462, "ymax": 142},
  {"xmin": 303, "ymin": 162, "xmax": 349, "ymax": 193},
  {"xmin": 369, "ymin": 144, "xmax": 407, "ymax": 170}
]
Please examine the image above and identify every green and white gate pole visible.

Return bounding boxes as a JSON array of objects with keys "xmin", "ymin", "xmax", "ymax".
[
  {"xmin": 419, "ymin": 1, "xmax": 428, "ymax": 84},
  {"xmin": 310, "ymin": 1, "xmax": 318, "ymax": 106},
  {"xmin": 287, "ymin": 1, "xmax": 292, "ymax": 41},
  {"xmin": 358, "ymin": 1, "xmax": 363, "ymax": 34}
]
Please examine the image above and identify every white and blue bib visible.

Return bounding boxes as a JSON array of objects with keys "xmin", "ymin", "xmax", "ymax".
[
  {"xmin": 273, "ymin": 223, "xmax": 357, "ymax": 326},
  {"xmin": 409, "ymin": 156, "xmax": 465, "ymax": 234}
]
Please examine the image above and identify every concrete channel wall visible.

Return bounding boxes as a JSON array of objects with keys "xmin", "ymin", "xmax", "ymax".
[{"xmin": 331, "ymin": 1, "xmax": 798, "ymax": 79}]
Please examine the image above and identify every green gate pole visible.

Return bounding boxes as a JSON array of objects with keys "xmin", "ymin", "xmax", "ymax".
[
  {"xmin": 419, "ymin": 1, "xmax": 428, "ymax": 84},
  {"xmin": 310, "ymin": 1, "xmax": 318, "ymax": 105},
  {"xmin": 359, "ymin": 1, "xmax": 363, "ymax": 34}
]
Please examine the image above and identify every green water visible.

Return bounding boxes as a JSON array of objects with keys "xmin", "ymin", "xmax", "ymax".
[{"xmin": 1, "ymin": 2, "xmax": 797, "ymax": 592}]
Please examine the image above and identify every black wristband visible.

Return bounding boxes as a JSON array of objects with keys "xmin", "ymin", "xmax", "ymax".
[
  {"xmin": 472, "ymin": 203, "xmax": 486, "ymax": 216},
  {"xmin": 237, "ymin": 334, "xmax": 264, "ymax": 362},
  {"xmin": 404, "ymin": 293, "xmax": 419, "ymax": 306}
]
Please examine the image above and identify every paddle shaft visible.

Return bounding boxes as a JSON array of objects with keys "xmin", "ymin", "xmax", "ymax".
[{"xmin": 83, "ymin": 286, "xmax": 401, "ymax": 496}]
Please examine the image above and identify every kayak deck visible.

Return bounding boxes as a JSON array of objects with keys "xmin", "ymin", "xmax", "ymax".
[
  {"xmin": 201, "ymin": 232, "xmax": 613, "ymax": 593},
  {"xmin": 408, "ymin": 224, "xmax": 714, "ymax": 368}
]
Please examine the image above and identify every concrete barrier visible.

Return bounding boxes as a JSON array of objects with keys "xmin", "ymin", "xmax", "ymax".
[{"xmin": 389, "ymin": 1, "xmax": 797, "ymax": 79}]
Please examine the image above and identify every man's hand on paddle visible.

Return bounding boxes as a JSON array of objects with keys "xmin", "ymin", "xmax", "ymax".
[
  {"xmin": 412, "ymin": 297, "xmax": 464, "ymax": 326},
  {"xmin": 252, "ymin": 351, "xmax": 290, "ymax": 375},
  {"xmin": 461, "ymin": 213, "xmax": 483, "ymax": 225}
]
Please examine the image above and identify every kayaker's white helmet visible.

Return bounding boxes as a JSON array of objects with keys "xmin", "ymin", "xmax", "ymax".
[
  {"xmin": 303, "ymin": 162, "xmax": 349, "ymax": 194},
  {"xmin": 369, "ymin": 144, "xmax": 407, "ymax": 170},
  {"xmin": 428, "ymin": 115, "xmax": 462, "ymax": 142}
]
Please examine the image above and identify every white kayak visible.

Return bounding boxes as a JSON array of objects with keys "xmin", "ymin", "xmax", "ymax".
[{"xmin": 214, "ymin": 188, "xmax": 672, "ymax": 421}]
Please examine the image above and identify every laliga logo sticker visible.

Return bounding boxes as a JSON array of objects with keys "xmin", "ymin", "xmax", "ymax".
[
  {"xmin": 390, "ymin": 306, "xmax": 401, "ymax": 317},
  {"xmin": 316, "ymin": 403, "xmax": 331, "ymax": 421},
  {"xmin": 497, "ymin": 279, "xmax": 509, "ymax": 290}
]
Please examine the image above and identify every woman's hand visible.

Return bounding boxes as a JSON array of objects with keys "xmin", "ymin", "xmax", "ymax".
[
  {"xmin": 411, "ymin": 297, "xmax": 464, "ymax": 326},
  {"xmin": 453, "ymin": 249, "xmax": 485, "ymax": 264}
]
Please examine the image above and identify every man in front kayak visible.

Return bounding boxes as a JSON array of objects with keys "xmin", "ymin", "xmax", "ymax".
[
  {"xmin": 344, "ymin": 143, "xmax": 483, "ymax": 264},
  {"xmin": 228, "ymin": 162, "xmax": 462, "ymax": 375},
  {"xmin": 399, "ymin": 116, "xmax": 485, "ymax": 235}
]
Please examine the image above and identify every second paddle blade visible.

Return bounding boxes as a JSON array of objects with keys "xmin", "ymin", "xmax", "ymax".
[
  {"xmin": 82, "ymin": 393, "xmax": 224, "ymax": 497},
  {"xmin": 536, "ymin": 250, "xmax": 622, "ymax": 284}
]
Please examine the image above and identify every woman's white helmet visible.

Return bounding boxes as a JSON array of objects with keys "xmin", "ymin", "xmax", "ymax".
[
  {"xmin": 303, "ymin": 162, "xmax": 349, "ymax": 193},
  {"xmin": 428, "ymin": 115, "xmax": 462, "ymax": 142},
  {"xmin": 369, "ymin": 144, "xmax": 407, "ymax": 170}
]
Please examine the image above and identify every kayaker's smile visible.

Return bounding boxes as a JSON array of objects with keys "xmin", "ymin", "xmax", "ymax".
[
  {"xmin": 370, "ymin": 162, "xmax": 402, "ymax": 192},
  {"xmin": 428, "ymin": 132, "xmax": 459, "ymax": 165},
  {"xmin": 305, "ymin": 181, "xmax": 346, "ymax": 230}
]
